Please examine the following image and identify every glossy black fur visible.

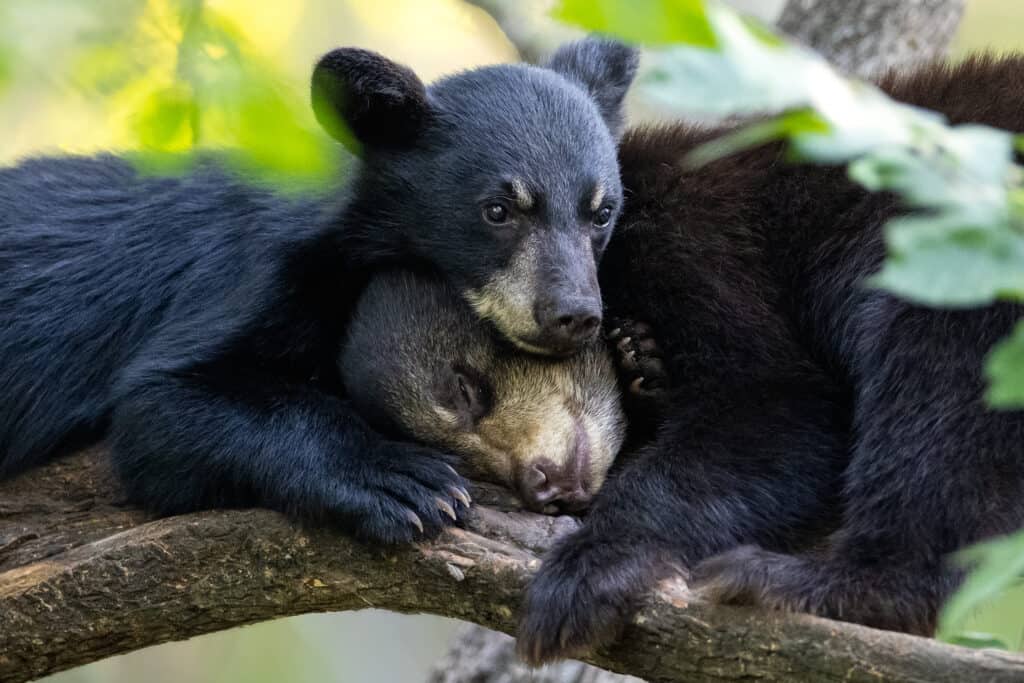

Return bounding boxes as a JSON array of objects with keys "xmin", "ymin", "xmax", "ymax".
[
  {"xmin": 518, "ymin": 55, "xmax": 1024, "ymax": 661},
  {"xmin": 0, "ymin": 40, "xmax": 636, "ymax": 544}
]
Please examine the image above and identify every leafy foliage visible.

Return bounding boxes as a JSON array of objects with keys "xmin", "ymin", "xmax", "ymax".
[
  {"xmin": 553, "ymin": 0, "xmax": 716, "ymax": 48},
  {"xmin": 553, "ymin": 0, "xmax": 1024, "ymax": 649},
  {"xmin": 938, "ymin": 529, "xmax": 1024, "ymax": 644},
  {"xmin": 0, "ymin": 0, "xmax": 340, "ymax": 185}
]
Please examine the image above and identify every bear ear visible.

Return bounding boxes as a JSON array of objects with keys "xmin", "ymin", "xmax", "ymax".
[
  {"xmin": 311, "ymin": 48, "xmax": 430, "ymax": 154},
  {"xmin": 546, "ymin": 38, "xmax": 639, "ymax": 140}
]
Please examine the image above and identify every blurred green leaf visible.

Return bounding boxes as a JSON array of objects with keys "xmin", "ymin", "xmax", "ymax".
[
  {"xmin": 72, "ymin": 43, "xmax": 143, "ymax": 95},
  {"xmin": 686, "ymin": 108, "xmax": 829, "ymax": 167},
  {"xmin": 870, "ymin": 215, "xmax": 1024, "ymax": 307},
  {"xmin": 986, "ymin": 321, "xmax": 1024, "ymax": 407},
  {"xmin": 553, "ymin": 0, "xmax": 716, "ymax": 48},
  {"xmin": 0, "ymin": 0, "xmax": 340, "ymax": 184},
  {"xmin": 134, "ymin": 84, "xmax": 198, "ymax": 151},
  {"xmin": 0, "ymin": 47, "xmax": 12, "ymax": 93},
  {"xmin": 938, "ymin": 530, "xmax": 1024, "ymax": 642},
  {"xmin": 946, "ymin": 632, "xmax": 1010, "ymax": 650},
  {"xmin": 738, "ymin": 14, "xmax": 784, "ymax": 47}
]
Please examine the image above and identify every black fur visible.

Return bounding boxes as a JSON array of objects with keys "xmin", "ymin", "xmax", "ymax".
[
  {"xmin": 545, "ymin": 39, "xmax": 639, "ymax": 140},
  {"xmin": 0, "ymin": 39, "xmax": 637, "ymax": 544},
  {"xmin": 518, "ymin": 55, "xmax": 1024, "ymax": 662}
]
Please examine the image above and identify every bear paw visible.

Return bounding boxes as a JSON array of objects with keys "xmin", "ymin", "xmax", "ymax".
[
  {"xmin": 341, "ymin": 440, "xmax": 472, "ymax": 544},
  {"xmin": 606, "ymin": 318, "xmax": 668, "ymax": 400},
  {"xmin": 517, "ymin": 529, "xmax": 658, "ymax": 665}
]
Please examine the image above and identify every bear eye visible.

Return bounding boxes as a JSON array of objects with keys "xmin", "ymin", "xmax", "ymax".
[
  {"xmin": 450, "ymin": 369, "xmax": 490, "ymax": 425},
  {"xmin": 457, "ymin": 375, "xmax": 473, "ymax": 406},
  {"xmin": 483, "ymin": 203, "xmax": 510, "ymax": 225},
  {"xmin": 594, "ymin": 206, "xmax": 614, "ymax": 228}
]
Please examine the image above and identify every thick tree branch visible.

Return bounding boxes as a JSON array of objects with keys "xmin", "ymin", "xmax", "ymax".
[{"xmin": 2, "ymin": 449, "xmax": 1023, "ymax": 683}]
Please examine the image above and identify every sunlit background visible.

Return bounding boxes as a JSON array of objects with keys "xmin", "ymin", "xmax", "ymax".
[{"xmin": 1, "ymin": 0, "xmax": 1018, "ymax": 680}]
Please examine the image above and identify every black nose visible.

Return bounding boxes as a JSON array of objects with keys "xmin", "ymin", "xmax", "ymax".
[{"xmin": 534, "ymin": 298, "xmax": 602, "ymax": 350}]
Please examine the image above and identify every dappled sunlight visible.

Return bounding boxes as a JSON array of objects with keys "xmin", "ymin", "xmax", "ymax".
[{"xmin": 0, "ymin": 0, "xmax": 515, "ymax": 164}]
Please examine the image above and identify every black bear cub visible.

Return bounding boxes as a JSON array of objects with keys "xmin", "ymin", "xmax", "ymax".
[
  {"xmin": 339, "ymin": 270, "xmax": 625, "ymax": 513},
  {"xmin": 0, "ymin": 39, "xmax": 638, "ymax": 543},
  {"xmin": 518, "ymin": 55, "xmax": 1024, "ymax": 661}
]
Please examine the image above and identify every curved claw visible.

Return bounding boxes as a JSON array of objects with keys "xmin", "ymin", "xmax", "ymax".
[
  {"xmin": 436, "ymin": 497, "xmax": 457, "ymax": 521},
  {"xmin": 449, "ymin": 485, "xmax": 472, "ymax": 508},
  {"xmin": 406, "ymin": 510, "xmax": 424, "ymax": 534}
]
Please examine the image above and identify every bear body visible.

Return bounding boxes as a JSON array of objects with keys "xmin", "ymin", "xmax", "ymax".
[
  {"xmin": 0, "ymin": 40, "xmax": 638, "ymax": 544},
  {"xmin": 519, "ymin": 55, "xmax": 1024, "ymax": 660}
]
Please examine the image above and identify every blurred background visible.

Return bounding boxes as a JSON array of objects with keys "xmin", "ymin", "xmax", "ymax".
[{"xmin": 0, "ymin": 0, "xmax": 1017, "ymax": 680}]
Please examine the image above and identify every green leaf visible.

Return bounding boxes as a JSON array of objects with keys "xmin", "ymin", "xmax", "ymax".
[
  {"xmin": 946, "ymin": 632, "xmax": 1009, "ymax": 650},
  {"xmin": 231, "ymin": 86, "xmax": 337, "ymax": 182},
  {"xmin": 552, "ymin": 0, "xmax": 717, "ymax": 48},
  {"xmin": 869, "ymin": 214, "xmax": 1024, "ymax": 307},
  {"xmin": 133, "ymin": 84, "xmax": 198, "ymax": 152},
  {"xmin": 738, "ymin": 14, "xmax": 784, "ymax": 47},
  {"xmin": 0, "ymin": 47, "xmax": 11, "ymax": 93},
  {"xmin": 986, "ymin": 321, "xmax": 1024, "ymax": 408},
  {"xmin": 685, "ymin": 108, "xmax": 829, "ymax": 167},
  {"xmin": 937, "ymin": 529, "xmax": 1024, "ymax": 641}
]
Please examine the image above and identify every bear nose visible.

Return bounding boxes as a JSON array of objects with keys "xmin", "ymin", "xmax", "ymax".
[
  {"xmin": 520, "ymin": 463, "xmax": 590, "ymax": 513},
  {"xmin": 534, "ymin": 298, "xmax": 602, "ymax": 351},
  {"xmin": 519, "ymin": 428, "xmax": 593, "ymax": 513}
]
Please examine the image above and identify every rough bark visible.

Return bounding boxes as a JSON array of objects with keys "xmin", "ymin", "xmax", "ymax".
[
  {"xmin": 2, "ymin": 448, "xmax": 1023, "ymax": 683},
  {"xmin": 428, "ymin": 625, "xmax": 645, "ymax": 683},
  {"xmin": 778, "ymin": 0, "xmax": 967, "ymax": 77}
]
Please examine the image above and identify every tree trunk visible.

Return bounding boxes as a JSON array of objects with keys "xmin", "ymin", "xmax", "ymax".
[
  {"xmin": 465, "ymin": 0, "xmax": 967, "ymax": 78},
  {"xmin": 2, "ymin": 447, "xmax": 1023, "ymax": 683},
  {"xmin": 775, "ymin": 0, "xmax": 966, "ymax": 77}
]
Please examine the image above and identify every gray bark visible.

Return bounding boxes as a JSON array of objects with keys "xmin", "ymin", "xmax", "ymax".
[
  {"xmin": 2, "ymin": 447, "xmax": 1024, "ymax": 683},
  {"xmin": 428, "ymin": 624, "xmax": 645, "ymax": 683},
  {"xmin": 465, "ymin": 0, "xmax": 967, "ymax": 78},
  {"xmin": 777, "ymin": 0, "xmax": 966, "ymax": 77}
]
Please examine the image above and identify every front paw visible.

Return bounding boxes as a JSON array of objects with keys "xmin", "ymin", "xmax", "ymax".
[
  {"xmin": 606, "ymin": 318, "xmax": 668, "ymax": 401},
  {"xmin": 516, "ymin": 530, "xmax": 656, "ymax": 665},
  {"xmin": 339, "ymin": 441, "xmax": 472, "ymax": 544}
]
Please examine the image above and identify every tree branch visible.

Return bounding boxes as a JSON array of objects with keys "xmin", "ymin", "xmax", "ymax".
[{"xmin": 2, "ymin": 449, "xmax": 1023, "ymax": 683}]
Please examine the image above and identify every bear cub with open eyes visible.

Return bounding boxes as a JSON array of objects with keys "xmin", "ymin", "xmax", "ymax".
[
  {"xmin": 0, "ymin": 39, "xmax": 638, "ymax": 544},
  {"xmin": 517, "ymin": 55, "xmax": 1024, "ymax": 663}
]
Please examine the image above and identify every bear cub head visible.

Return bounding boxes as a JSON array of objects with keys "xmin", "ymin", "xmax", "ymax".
[
  {"xmin": 312, "ymin": 39, "xmax": 639, "ymax": 356},
  {"xmin": 340, "ymin": 270, "xmax": 625, "ymax": 513}
]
